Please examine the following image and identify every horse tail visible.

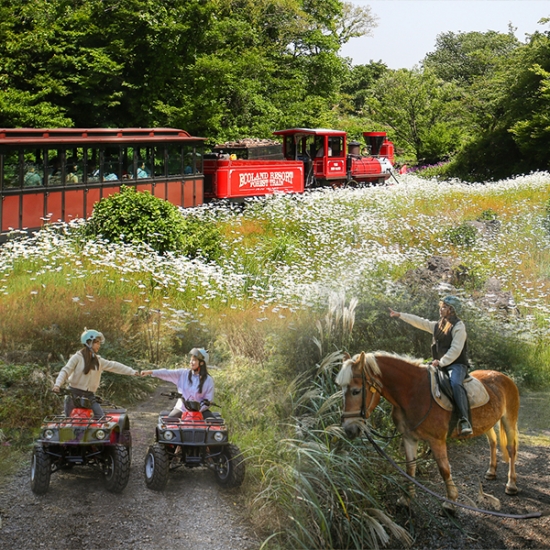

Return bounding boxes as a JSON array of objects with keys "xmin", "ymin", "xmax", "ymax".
[{"xmin": 499, "ymin": 418, "xmax": 510, "ymax": 463}]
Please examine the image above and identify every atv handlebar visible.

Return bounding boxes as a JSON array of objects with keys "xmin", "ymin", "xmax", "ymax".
[{"xmin": 160, "ymin": 392, "xmax": 218, "ymax": 409}]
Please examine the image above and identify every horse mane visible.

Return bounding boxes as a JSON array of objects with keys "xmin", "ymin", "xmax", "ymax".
[
  {"xmin": 373, "ymin": 351, "xmax": 425, "ymax": 367},
  {"xmin": 336, "ymin": 351, "xmax": 425, "ymax": 387}
]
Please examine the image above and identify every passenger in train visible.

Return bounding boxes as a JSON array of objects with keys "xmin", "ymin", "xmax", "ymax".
[{"xmin": 24, "ymin": 165, "xmax": 43, "ymax": 187}]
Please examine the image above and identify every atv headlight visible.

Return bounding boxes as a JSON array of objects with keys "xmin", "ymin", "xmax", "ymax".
[
  {"xmin": 214, "ymin": 432, "xmax": 224, "ymax": 442},
  {"xmin": 163, "ymin": 430, "xmax": 174, "ymax": 441},
  {"xmin": 95, "ymin": 429, "xmax": 107, "ymax": 440},
  {"xmin": 44, "ymin": 429, "xmax": 54, "ymax": 440}
]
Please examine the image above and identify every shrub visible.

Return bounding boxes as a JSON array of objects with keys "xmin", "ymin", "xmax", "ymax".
[
  {"xmin": 82, "ymin": 185, "xmax": 222, "ymax": 259},
  {"xmin": 445, "ymin": 222, "xmax": 477, "ymax": 247}
]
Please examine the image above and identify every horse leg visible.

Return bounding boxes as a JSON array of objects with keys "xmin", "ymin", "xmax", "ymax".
[
  {"xmin": 500, "ymin": 418, "xmax": 519, "ymax": 495},
  {"xmin": 397, "ymin": 435, "xmax": 419, "ymax": 507},
  {"xmin": 484, "ymin": 427, "xmax": 498, "ymax": 480},
  {"xmin": 430, "ymin": 439, "xmax": 458, "ymax": 512}
]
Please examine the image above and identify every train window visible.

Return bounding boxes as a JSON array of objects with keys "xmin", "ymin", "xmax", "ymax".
[
  {"xmin": 45, "ymin": 150, "xmax": 63, "ymax": 187},
  {"xmin": 283, "ymin": 136, "xmax": 296, "ymax": 160},
  {"xmin": 64, "ymin": 148, "xmax": 85, "ymax": 184},
  {"xmin": 183, "ymin": 145, "xmax": 202, "ymax": 174},
  {"xmin": 25, "ymin": 149, "xmax": 45, "ymax": 187},
  {"xmin": 166, "ymin": 145, "xmax": 182, "ymax": 177},
  {"xmin": 3, "ymin": 151, "xmax": 22, "ymax": 188},
  {"xmin": 328, "ymin": 136, "xmax": 344, "ymax": 157},
  {"xmin": 153, "ymin": 146, "xmax": 166, "ymax": 178},
  {"xmin": 102, "ymin": 147, "xmax": 121, "ymax": 182}
]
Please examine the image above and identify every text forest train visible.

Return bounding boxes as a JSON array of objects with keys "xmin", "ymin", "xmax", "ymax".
[{"xmin": 0, "ymin": 127, "xmax": 395, "ymax": 236}]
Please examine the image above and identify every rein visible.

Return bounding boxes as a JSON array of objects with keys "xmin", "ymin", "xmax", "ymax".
[{"xmin": 362, "ymin": 426, "xmax": 542, "ymax": 520}]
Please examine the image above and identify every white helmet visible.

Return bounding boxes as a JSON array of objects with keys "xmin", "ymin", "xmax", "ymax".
[
  {"xmin": 81, "ymin": 329, "xmax": 105, "ymax": 345},
  {"xmin": 189, "ymin": 347, "xmax": 209, "ymax": 364}
]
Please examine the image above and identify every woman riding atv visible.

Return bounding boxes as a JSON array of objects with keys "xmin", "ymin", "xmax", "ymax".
[
  {"xmin": 141, "ymin": 348, "xmax": 215, "ymax": 419},
  {"xmin": 52, "ymin": 329, "xmax": 139, "ymax": 418}
]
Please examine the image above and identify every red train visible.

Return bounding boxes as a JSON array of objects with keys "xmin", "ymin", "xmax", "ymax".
[{"xmin": 0, "ymin": 127, "xmax": 395, "ymax": 236}]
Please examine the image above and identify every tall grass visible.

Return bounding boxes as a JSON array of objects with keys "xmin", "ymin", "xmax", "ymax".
[{"xmin": 3, "ymin": 173, "xmax": 550, "ymax": 545}]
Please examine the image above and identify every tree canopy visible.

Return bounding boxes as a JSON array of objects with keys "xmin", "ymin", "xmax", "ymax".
[{"xmin": 2, "ymin": 0, "xmax": 550, "ymax": 180}]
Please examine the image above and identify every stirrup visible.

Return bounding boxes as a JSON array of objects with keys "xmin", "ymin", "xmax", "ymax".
[{"xmin": 458, "ymin": 418, "xmax": 472, "ymax": 436}]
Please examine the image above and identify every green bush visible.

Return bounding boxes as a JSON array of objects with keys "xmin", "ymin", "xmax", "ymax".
[
  {"xmin": 82, "ymin": 185, "xmax": 222, "ymax": 259},
  {"xmin": 445, "ymin": 222, "xmax": 477, "ymax": 247}
]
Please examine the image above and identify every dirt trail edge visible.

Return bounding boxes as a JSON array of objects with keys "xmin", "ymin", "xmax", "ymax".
[{"xmin": 0, "ymin": 383, "xmax": 260, "ymax": 550}]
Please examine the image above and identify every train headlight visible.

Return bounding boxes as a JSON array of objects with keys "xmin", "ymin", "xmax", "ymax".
[
  {"xmin": 163, "ymin": 430, "xmax": 174, "ymax": 441},
  {"xmin": 95, "ymin": 429, "xmax": 107, "ymax": 440},
  {"xmin": 44, "ymin": 429, "xmax": 54, "ymax": 440},
  {"xmin": 214, "ymin": 432, "xmax": 224, "ymax": 442}
]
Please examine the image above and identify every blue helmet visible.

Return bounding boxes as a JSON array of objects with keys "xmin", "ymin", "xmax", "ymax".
[
  {"xmin": 442, "ymin": 295, "xmax": 461, "ymax": 315},
  {"xmin": 81, "ymin": 329, "xmax": 105, "ymax": 345},
  {"xmin": 189, "ymin": 347, "xmax": 209, "ymax": 364}
]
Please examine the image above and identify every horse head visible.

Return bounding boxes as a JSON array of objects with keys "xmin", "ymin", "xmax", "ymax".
[{"xmin": 336, "ymin": 351, "xmax": 382, "ymax": 439}]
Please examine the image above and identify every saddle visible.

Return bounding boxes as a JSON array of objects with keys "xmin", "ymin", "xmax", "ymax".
[{"xmin": 428, "ymin": 365, "xmax": 489, "ymax": 411}]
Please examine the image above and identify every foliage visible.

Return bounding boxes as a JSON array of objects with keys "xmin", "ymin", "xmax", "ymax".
[
  {"xmin": 446, "ymin": 23, "xmax": 550, "ymax": 180},
  {"xmin": 445, "ymin": 223, "xmax": 478, "ymax": 247},
  {"xmin": 423, "ymin": 29, "xmax": 520, "ymax": 86},
  {"xmin": 82, "ymin": 185, "xmax": 222, "ymax": 259},
  {"xmin": 364, "ymin": 68, "xmax": 468, "ymax": 163},
  {"xmin": 0, "ymin": 0, "xmax": 372, "ymax": 141}
]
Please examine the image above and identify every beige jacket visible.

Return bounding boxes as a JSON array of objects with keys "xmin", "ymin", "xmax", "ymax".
[
  {"xmin": 399, "ymin": 312, "xmax": 467, "ymax": 367},
  {"xmin": 54, "ymin": 351, "xmax": 136, "ymax": 393}
]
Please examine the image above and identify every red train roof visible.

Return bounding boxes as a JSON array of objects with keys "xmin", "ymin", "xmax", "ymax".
[{"xmin": 0, "ymin": 128, "xmax": 206, "ymax": 145}]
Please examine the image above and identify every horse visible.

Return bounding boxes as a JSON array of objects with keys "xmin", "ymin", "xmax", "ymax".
[{"xmin": 335, "ymin": 351, "xmax": 520, "ymax": 508}]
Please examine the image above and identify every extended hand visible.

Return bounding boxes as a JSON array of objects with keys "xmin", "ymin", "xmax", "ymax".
[
  {"xmin": 141, "ymin": 370, "xmax": 153, "ymax": 377},
  {"xmin": 389, "ymin": 308, "xmax": 400, "ymax": 318}
]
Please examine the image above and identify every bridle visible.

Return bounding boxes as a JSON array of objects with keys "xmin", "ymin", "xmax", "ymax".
[{"xmin": 340, "ymin": 365, "xmax": 382, "ymax": 421}]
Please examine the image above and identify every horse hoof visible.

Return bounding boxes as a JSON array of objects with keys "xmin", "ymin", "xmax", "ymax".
[
  {"xmin": 485, "ymin": 472, "xmax": 497, "ymax": 480},
  {"xmin": 396, "ymin": 496, "xmax": 411, "ymax": 508},
  {"xmin": 441, "ymin": 501, "xmax": 457, "ymax": 516},
  {"xmin": 505, "ymin": 485, "xmax": 518, "ymax": 496}
]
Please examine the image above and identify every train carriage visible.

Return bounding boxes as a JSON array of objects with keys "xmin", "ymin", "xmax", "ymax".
[{"xmin": 0, "ymin": 128, "xmax": 206, "ymax": 236}]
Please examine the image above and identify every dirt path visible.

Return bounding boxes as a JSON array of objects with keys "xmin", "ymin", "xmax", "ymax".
[
  {"xmin": 396, "ymin": 390, "xmax": 550, "ymax": 549},
  {"xmin": 0, "ymin": 383, "xmax": 260, "ymax": 550}
]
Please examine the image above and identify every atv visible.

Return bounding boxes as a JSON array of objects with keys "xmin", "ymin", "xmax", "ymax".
[
  {"xmin": 144, "ymin": 392, "xmax": 245, "ymax": 491},
  {"xmin": 30, "ymin": 390, "xmax": 131, "ymax": 495}
]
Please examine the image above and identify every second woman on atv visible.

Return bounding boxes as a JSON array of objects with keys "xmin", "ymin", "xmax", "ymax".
[{"xmin": 141, "ymin": 348, "xmax": 215, "ymax": 419}]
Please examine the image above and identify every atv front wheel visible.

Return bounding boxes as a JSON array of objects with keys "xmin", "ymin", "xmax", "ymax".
[
  {"xmin": 144, "ymin": 443, "xmax": 169, "ymax": 491},
  {"xmin": 214, "ymin": 443, "xmax": 245, "ymax": 488},
  {"xmin": 30, "ymin": 445, "xmax": 51, "ymax": 495},
  {"xmin": 103, "ymin": 444, "xmax": 131, "ymax": 493}
]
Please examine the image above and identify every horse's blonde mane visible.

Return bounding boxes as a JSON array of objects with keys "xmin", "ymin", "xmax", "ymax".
[{"xmin": 336, "ymin": 351, "xmax": 425, "ymax": 387}]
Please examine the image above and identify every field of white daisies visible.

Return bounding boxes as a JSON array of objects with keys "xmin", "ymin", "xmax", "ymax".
[{"xmin": 2, "ymin": 172, "xmax": 550, "ymax": 547}]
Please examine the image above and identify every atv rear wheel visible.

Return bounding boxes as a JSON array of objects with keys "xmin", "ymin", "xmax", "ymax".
[
  {"xmin": 144, "ymin": 443, "xmax": 169, "ymax": 491},
  {"xmin": 214, "ymin": 443, "xmax": 245, "ymax": 488},
  {"xmin": 103, "ymin": 444, "xmax": 131, "ymax": 493},
  {"xmin": 30, "ymin": 445, "xmax": 51, "ymax": 495}
]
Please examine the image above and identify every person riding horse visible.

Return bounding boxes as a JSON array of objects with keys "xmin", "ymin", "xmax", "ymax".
[{"xmin": 389, "ymin": 295, "xmax": 473, "ymax": 436}]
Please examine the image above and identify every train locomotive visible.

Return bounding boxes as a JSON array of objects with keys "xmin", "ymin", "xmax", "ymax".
[{"xmin": 203, "ymin": 128, "xmax": 395, "ymax": 201}]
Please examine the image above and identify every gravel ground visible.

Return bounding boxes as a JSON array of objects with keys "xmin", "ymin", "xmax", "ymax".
[
  {"xmin": 1, "ymin": 385, "xmax": 549, "ymax": 549},
  {"xmin": 391, "ymin": 393, "xmax": 550, "ymax": 549},
  {"xmin": 0, "ymin": 383, "xmax": 260, "ymax": 550}
]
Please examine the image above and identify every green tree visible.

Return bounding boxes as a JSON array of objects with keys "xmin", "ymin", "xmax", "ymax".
[
  {"xmin": 365, "ymin": 68, "xmax": 467, "ymax": 163},
  {"xmin": 423, "ymin": 28, "xmax": 519, "ymax": 86},
  {"xmin": 450, "ymin": 21, "xmax": 550, "ymax": 180},
  {"xmin": 0, "ymin": 0, "xmax": 369, "ymax": 142}
]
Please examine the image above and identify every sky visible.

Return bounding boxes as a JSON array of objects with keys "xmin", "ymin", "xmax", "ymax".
[{"xmin": 340, "ymin": 0, "xmax": 550, "ymax": 69}]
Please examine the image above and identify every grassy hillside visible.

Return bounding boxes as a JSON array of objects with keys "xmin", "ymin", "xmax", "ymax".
[{"xmin": 2, "ymin": 172, "xmax": 550, "ymax": 547}]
